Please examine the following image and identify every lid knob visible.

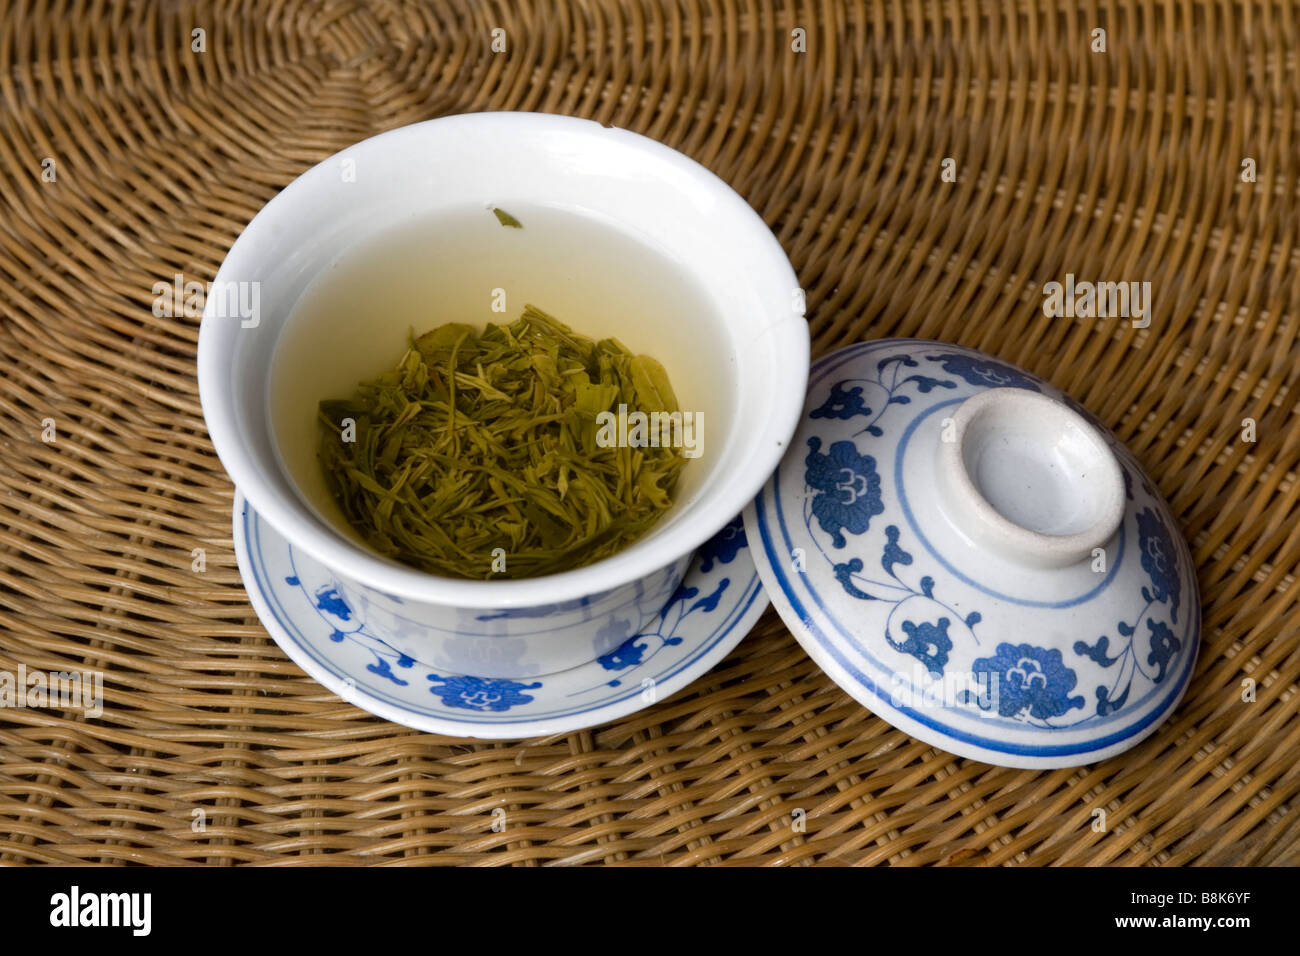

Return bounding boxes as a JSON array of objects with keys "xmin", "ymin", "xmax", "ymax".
[{"xmin": 934, "ymin": 388, "xmax": 1125, "ymax": 569}]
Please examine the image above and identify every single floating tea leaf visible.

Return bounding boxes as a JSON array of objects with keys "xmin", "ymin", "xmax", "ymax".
[
  {"xmin": 491, "ymin": 207, "xmax": 523, "ymax": 229},
  {"xmin": 629, "ymin": 354, "xmax": 678, "ymax": 414},
  {"xmin": 318, "ymin": 304, "xmax": 688, "ymax": 579}
]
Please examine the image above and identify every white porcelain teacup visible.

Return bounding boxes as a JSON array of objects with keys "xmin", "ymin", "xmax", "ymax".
[{"xmin": 198, "ymin": 112, "xmax": 808, "ymax": 678}]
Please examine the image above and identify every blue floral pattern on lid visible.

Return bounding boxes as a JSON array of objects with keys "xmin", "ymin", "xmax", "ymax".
[
  {"xmin": 971, "ymin": 644, "xmax": 1085, "ymax": 722},
  {"xmin": 805, "ymin": 437, "xmax": 884, "ymax": 547},
  {"xmin": 925, "ymin": 353, "xmax": 1042, "ymax": 392},
  {"xmin": 745, "ymin": 339, "xmax": 1200, "ymax": 767},
  {"xmin": 1136, "ymin": 507, "xmax": 1182, "ymax": 623}
]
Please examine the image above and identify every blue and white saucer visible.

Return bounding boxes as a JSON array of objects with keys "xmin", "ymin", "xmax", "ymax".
[
  {"xmin": 233, "ymin": 491, "xmax": 768, "ymax": 738},
  {"xmin": 744, "ymin": 339, "xmax": 1200, "ymax": 769}
]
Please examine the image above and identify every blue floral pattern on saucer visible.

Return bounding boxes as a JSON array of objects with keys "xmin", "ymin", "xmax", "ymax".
[{"xmin": 236, "ymin": 501, "xmax": 768, "ymax": 738}]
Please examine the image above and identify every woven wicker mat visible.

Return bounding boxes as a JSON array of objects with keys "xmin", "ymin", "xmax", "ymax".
[{"xmin": 0, "ymin": 1, "xmax": 1297, "ymax": 867}]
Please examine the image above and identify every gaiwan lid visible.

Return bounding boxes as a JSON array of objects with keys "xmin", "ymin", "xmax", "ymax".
[{"xmin": 743, "ymin": 339, "xmax": 1199, "ymax": 768}]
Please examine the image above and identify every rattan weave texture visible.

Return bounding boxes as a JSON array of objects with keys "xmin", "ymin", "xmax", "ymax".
[{"xmin": 0, "ymin": 1, "xmax": 1298, "ymax": 865}]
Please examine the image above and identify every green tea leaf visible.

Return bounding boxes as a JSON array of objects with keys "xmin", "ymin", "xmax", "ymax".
[
  {"xmin": 574, "ymin": 380, "xmax": 619, "ymax": 415},
  {"xmin": 491, "ymin": 207, "xmax": 523, "ymax": 229},
  {"xmin": 629, "ymin": 354, "xmax": 678, "ymax": 414}
]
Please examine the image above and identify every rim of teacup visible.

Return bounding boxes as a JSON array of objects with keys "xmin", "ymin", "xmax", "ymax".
[{"xmin": 198, "ymin": 112, "xmax": 809, "ymax": 608}]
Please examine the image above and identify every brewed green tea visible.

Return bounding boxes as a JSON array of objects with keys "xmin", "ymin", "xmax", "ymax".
[
  {"xmin": 269, "ymin": 202, "xmax": 733, "ymax": 574},
  {"xmin": 317, "ymin": 305, "xmax": 688, "ymax": 578}
]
